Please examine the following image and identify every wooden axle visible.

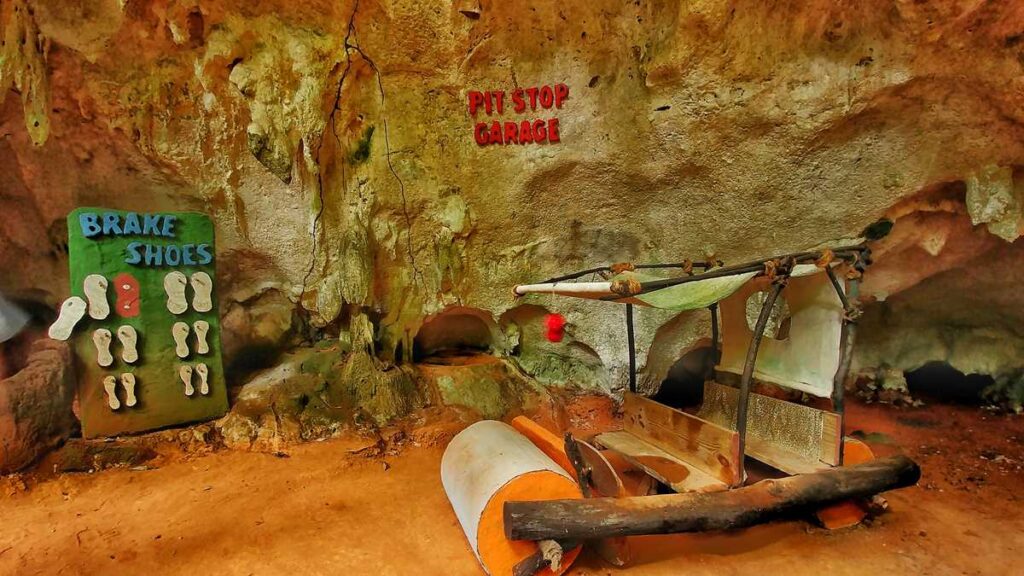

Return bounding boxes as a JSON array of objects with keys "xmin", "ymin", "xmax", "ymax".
[{"xmin": 504, "ymin": 455, "xmax": 920, "ymax": 542}]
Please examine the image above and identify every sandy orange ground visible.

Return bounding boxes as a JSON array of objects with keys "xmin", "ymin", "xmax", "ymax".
[{"xmin": 1, "ymin": 399, "xmax": 1022, "ymax": 576}]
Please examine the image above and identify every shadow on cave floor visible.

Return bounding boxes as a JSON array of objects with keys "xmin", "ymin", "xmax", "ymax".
[{"xmin": 905, "ymin": 361, "xmax": 994, "ymax": 406}]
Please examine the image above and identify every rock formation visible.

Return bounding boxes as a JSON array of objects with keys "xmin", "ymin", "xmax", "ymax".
[
  {"xmin": 3, "ymin": 0, "xmax": 1024, "ymax": 436},
  {"xmin": 0, "ymin": 339, "xmax": 77, "ymax": 473}
]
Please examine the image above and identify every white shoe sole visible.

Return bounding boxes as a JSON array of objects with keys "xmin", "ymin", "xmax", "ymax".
[
  {"xmin": 172, "ymin": 322, "xmax": 190, "ymax": 359},
  {"xmin": 117, "ymin": 325, "xmax": 139, "ymax": 364},
  {"xmin": 121, "ymin": 373, "xmax": 137, "ymax": 407},
  {"xmin": 193, "ymin": 320, "xmax": 210, "ymax": 355},
  {"xmin": 179, "ymin": 365, "xmax": 195, "ymax": 396},
  {"xmin": 164, "ymin": 272, "xmax": 188, "ymax": 315},
  {"xmin": 48, "ymin": 297, "xmax": 87, "ymax": 341},
  {"xmin": 93, "ymin": 329, "xmax": 113, "ymax": 367},
  {"xmin": 83, "ymin": 274, "xmax": 110, "ymax": 320},
  {"xmin": 191, "ymin": 272, "xmax": 213, "ymax": 313},
  {"xmin": 103, "ymin": 375, "xmax": 120, "ymax": 410},
  {"xmin": 195, "ymin": 363, "xmax": 210, "ymax": 395}
]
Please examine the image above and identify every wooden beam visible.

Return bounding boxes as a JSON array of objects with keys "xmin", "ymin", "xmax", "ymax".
[
  {"xmin": 504, "ymin": 455, "xmax": 920, "ymax": 541},
  {"xmin": 510, "ymin": 416, "xmax": 575, "ymax": 479},
  {"xmin": 622, "ymin": 393, "xmax": 741, "ymax": 486}
]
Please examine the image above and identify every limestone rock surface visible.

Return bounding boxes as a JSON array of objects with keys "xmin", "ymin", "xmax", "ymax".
[
  {"xmin": 0, "ymin": 340, "xmax": 77, "ymax": 473},
  {"xmin": 2, "ymin": 1, "xmax": 1024, "ymax": 407}
]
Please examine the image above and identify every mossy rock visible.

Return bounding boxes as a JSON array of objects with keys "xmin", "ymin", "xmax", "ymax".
[
  {"xmin": 337, "ymin": 351, "xmax": 425, "ymax": 425},
  {"xmin": 417, "ymin": 357, "xmax": 548, "ymax": 420}
]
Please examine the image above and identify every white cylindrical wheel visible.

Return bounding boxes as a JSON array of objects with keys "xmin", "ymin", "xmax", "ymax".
[{"xmin": 441, "ymin": 420, "xmax": 582, "ymax": 575}]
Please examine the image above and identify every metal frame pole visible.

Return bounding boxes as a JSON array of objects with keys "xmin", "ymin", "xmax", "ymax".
[
  {"xmin": 708, "ymin": 304, "xmax": 720, "ymax": 380},
  {"xmin": 626, "ymin": 303, "xmax": 636, "ymax": 393},
  {"xmin": 735, "ymin": 279, "xmax": 787, "ymax": 485}
]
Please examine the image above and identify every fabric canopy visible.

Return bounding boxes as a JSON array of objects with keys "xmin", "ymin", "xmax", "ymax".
[{"xmin": 620, "ymin": 271, "xmax": 758, "ymax": 311}]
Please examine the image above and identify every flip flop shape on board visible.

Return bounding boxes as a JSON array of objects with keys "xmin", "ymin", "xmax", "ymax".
[
  {"xmin": 193, "ymin": 320, "xmax": 210, "ymax": 355},
  {"xmin": 172, "ymin": 322, "xmax": 190, "ymax": 359},
  {"xmin": 117, "ymin": 325, "xmax": 139, "ymax": 364},
  {"xmin": 121, "ymin": 373, "xmax": 138, "ymax": 408},
  {"xmin": 164, "ymin": 271, "xmax": 188, "ymax": 315},
  {"xmin": 103, "ymin": 375, "xmax": 120, "ymax": 411},
  {"xmin": 195, "ymin": 363, "xmax": 210, "ymax": 395},
  {"xmin": 190, "ymin": 271, "xmax": 213, "ymax": 313},
  {"xmin": 48, "ymin": 297, "xmax": 87, "ymax": 341},
  {"xmin": 113, "ymin": 272, "xmax": 141, "ymax": 318},
  {"xmin": 83, "ymin": 274, "xmax": 110, "ymax": 320},
  {"xmin": 179, "ymin": 365, "xmax": 195, "ymax": 397},
  {"xmin": 93, "ymin": 328, "xmax": 113, "ymax": 368}
]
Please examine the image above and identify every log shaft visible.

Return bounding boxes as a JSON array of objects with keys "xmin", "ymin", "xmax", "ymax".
[{"xmin": 504, "ymin": 455, "xmax": 920, "ymax": 541}]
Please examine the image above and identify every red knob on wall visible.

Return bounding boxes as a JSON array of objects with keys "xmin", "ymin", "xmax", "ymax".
[{"xmin": 545, "ymin": 313, "xmax": 566, "ymax": 343}]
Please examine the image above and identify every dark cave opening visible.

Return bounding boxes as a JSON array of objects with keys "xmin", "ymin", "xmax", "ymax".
[
  {"xmin": 651, "ymin": 346, "xmax": 715, "ymax": 410},
  {"xmin": 413, "ymin": 311, "xmax": 494, "ymax": 363},
  {"xmin": 904, "ymin": 361, "xmax": 994, "ymax": 405}
]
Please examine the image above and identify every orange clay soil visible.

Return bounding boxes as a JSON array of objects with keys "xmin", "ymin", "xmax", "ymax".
[{"xmin": 1, "ymin": 397, "xmax": 1023, "ymax": 576}]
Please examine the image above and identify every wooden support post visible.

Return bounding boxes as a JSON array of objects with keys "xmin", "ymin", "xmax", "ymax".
[
  {"xmin": 824, "ymin": 264, "xmax": 852, "ymax": 312},
  {"xmin": 828, "ymin": 271, "xmax": 860, "ymax": 465},
  {"xmin": 735, "ymin": 279, "xmax": 787, "ymax": 483},
  {"xmin": 626, "ymin": 303, "xmax": 636, "ymax": 393},
  {"xmin": 504, "ymin": 455, "xmax": 920, "ymax": 542}
]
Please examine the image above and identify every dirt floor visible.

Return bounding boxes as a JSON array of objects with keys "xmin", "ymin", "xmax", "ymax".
[{"xmin": 1, "ymin": 398, "xmax": 1022, "ymax": 576}]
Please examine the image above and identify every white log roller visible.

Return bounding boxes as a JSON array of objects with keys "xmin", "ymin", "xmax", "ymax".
[{"xmin": 441, "ymin": 420, "xmax": 582, "ymax": 576}]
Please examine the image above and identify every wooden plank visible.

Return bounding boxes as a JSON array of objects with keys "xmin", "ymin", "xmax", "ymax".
[
  {"xmin": 594, "ymin": 431, "xmax": 728, "ymax": 494},
  {"xmin": 577, "ymin": 440, "xmax": 625, "ymax": 498},
  {"xmin": 510, "ymin": 416, "xmax": 575, "ymax": 478},
  {"xmin": 747, "ymin": 438, "xmax": 830, "ymax": 475},
  {"xmin": 819, "ymin": 411, "xmax": 842, "ymax": 466},
  {"xmin": 622, "ymin": 393, "xmax": 741, "ymax": 486},
  {"xmin": 699, "ymin": 382, "xmax": 842, "ymax": 475},
  {"xmin": 575, "ymin": 441, "xmax": 633, "ymax": 567},
  {"xmin": 602, "ymin": 451, "xmax": 658, "ymax": 497}
]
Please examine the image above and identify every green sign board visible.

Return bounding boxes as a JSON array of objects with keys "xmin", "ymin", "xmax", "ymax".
[{"xmin": 67, "ymin": 208, "xmax": 227, "ymax": 438}]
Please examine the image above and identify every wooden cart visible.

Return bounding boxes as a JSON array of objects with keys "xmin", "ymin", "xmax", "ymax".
[{"xmin": 513, "ymin": 247, "xmax": 870, "ymax": 494}]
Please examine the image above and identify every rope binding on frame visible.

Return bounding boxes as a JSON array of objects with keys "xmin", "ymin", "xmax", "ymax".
[{"xmin": 610, "ymin": 276, "xmax": 642, "ymax": 297}]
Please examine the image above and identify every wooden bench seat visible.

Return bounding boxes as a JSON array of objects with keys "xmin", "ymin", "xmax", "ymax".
[{"xmin": 594, "ymin": 430, "xmax": 728, "ymax": 493}]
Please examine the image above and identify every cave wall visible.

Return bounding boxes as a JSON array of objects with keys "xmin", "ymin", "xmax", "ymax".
[{"xmin": 3, "ymin": 0, "xmax": 1024, "ymax": 397}]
